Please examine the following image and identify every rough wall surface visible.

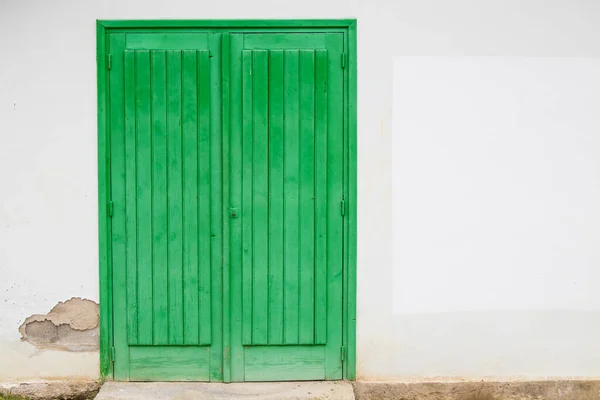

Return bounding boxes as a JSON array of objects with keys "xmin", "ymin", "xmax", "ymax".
[
  {"xmin": 1, "ymin": 0, "xmax": 600, "ymax": 382},
  {"xmin": 0, "ymin": 381, "xmax": 101, "ymax": 400},
  {"xmin": 19, "ymin": 298, "xmax": 99, "ymax": 352}
]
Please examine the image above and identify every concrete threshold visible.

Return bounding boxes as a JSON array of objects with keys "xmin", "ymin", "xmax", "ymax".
[{"xmin": 95, "ymin": 381, "xmax": 355, "ymax": 400}]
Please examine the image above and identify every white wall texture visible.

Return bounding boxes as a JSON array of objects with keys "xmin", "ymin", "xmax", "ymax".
[
  {"xmin": 1, "ymin": 0, "xmax": 600, "ymax": 382},
  {"xmin": 394, "ymin": 56, "xmax": 600, "ymax": 315}
]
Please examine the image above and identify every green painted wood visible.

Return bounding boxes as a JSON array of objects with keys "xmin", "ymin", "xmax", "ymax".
[
  {"xmin": 243, "ymin": 33, "xmax": 326, "ymax": 49},
  {"xmin": 126, "ymin": 49, "xmax": 215, "ymax": 348},
  {"xmin": 166, "ymin": 50, "xmax": 184, "ymax": 345},
  {"xmin": 298, "ymin": 49, "xmax": 316, "ymax": 345},
  {"xmin": 97, "ymin": 20, "xmax": 113, "ymax": 379},
  {"xmin": 197, "ymin": 50, "xmax": 212, "ymax": 345},
  {"xmin": 227, "ymin": 33, "xmax": 244, "ymax": 381},
  {"xmin": 207, "ymin": 33, "xmax": 224, "ymax": 381},
  {"xmin": 251, "ymin": 49, "xmax": 269, "ymax": 345},
  {"xmin": 124, "ymin": 50, "xmax": 139, "ymax": 346},
  {"xmin": 181, "ymin": 50, "xmax": 200, "ymax": 345},
  {"xmin": 99, "ymin": 20, "xmax": 356, "ymax": 29},
  {"xmin": 109, "ymin": 34, "xmax": 128, "ymax": 379},
  {"xmin": 126, "ymin": 33, "xmax": 209, "ymax": 50},
  {"xmin": 109, "ymin": 36, "xmax": 218, "ymax": 381},
  {"xmin": 129, "ymin": 346, "xmax": 210, "ymax": 381},
  {"xmin": 151, "ymin": 50, "xmax": 169, "ymax": 345},
  {"xmin": 345, "ymin": 20, "xmax": 358, "ymax": 381},
  {"xmin": 99, "ymin": 22, "xmax": 356, "ymax": 382},
  {"xmin": 267, "ymin": 50, "xmax": 284, "ymax": 345},
  {"xmin": 323, "ymin": 33, "xmax": 344, "ymax": 380},
  {"xmin": 283, "ymin": 49, "xmax": 300, "ymax": 345},
  {"xmin": 241, "ymin": 49, "xmax": 254, "ymax": 346},
  {"xmin": 314, "ymin": 49, "xmax": 329, "ymax": 345},
  {"xmin": 134, "ymin": 50, "xmax": 154, "ymax": 346},
  {"xmin": 230, "ymin": 32, "xmax": 344, "ymax": 380},
  {"xmin": 244, "ymin": 346, "xmax": 326, "ymax": 381}
]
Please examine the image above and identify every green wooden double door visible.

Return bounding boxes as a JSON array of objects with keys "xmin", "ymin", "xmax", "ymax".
[{"xmin": 107, "ymin": 29, "xmax": 346, "ymax": 381}]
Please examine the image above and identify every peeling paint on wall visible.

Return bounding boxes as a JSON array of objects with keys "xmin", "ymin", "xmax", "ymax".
[{"xmin": 19, "ymin": 298, "xmax": 99, "ymax": 352}]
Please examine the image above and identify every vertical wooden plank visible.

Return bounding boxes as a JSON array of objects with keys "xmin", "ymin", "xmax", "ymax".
[
  {"xmin": 208, "ymin": 32, "xmax": 224, "ymax": 381},
  {"xmin": 346, "ymin": 21, "xmax": 358, "ymax": 381},
  {"xmin": 135, "ymin": 50, "xmax": 154, "ymax": 345},
  {"xmin": 324, "ymin": 34, "xmax": 344, "ymax": 379},
  {"xmin": 151, "ymin": 50, "xmax": 169, "ymax": 345},
  {"xmin": 108, "ymin": 34, "xmax": 128, "ymax": 378},
  {"xmin": 197, "ymin": 49, "xmax": 212, "ymax": 345},
  {"xmin": 97, "ymin": 22, "xmax": 112, "ymax": 379},
  {"xmin": 227, "ymin": 33, "xmax": 244, "ymax": 381},
  {"xmin": 298, "ymin": 50, "xmax": 316, "ymax": 344},
  {"xmin": 181, "ymin": 50, "xmax": 199, "ymax": 345},
  {"xmin": 267, "ymin": 50, "xmax": 284, "ymax": 345},
  {"xmin": 314, "ymin": 49, "xmax": 328, "ymax": 344},
  {"xmin": 252, "ymin": 50, "xmax": 269, "ymax": 345},
  {"xmin": 241, "ymin": 50, "xmax": 254, "ymax": 345},
  {"xmin": 283, "ymin": 50, "xmax": 300, "ymax": 345},
  {"xmin": 166, "ymin": 50, "xmax": 184, "ymax": 345},
  {"xmin": 124, "ymin": 50, "xmax": 138, "ymax": 345},
  {"xmin": 347, "ymin": 21, "xmax": 358, "ymax": 380}
]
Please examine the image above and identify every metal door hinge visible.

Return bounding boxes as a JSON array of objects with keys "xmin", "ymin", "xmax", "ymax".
[
  {"xmin": 340, "ymin": 345, "xmax": 346, "ymax": 361},
  {"xmin": 341, "ymin": 53, "xmax": 347, "ymax": 69},
  {"xmin": 341, "ymin": 199, "xmax": 345, "ymax": 216},
  {"xmin": 111, "ymin": 347, "xmax": 115, "ymax": 363},
  {"xmin": 108, "ymin": 201, "xmax": 114, "ymax": 217},
  {"xmin": 107, "ymin": 54, "xmax": 112, "ymax": 70}
]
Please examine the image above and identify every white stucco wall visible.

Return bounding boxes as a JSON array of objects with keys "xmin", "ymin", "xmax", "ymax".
[{"xmin": 1, "ymin": 0, "xmax": 600, "ymax": 382}]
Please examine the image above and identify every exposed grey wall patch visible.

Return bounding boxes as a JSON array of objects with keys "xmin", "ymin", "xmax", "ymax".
[{"xmin": 19, "ymin": 298, "xmax": 99, "ymax": 352}]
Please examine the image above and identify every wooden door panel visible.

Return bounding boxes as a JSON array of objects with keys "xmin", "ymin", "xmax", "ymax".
[
  {"xmin": 229, "ymin": 32, "xmax": 345, "ymax": 381},
  {"xmin": 244, "ymin": 345, "xmax": 326, "ymax": 381},
  {"xmin": 110, "ymin": 32, "xmax": 221, "ymax": 381},
  {"xmin": 128, "ymin": 346, "xmax": 210, "ymax": 381},
  {"xmin": 125, "ymin": 33, "xmax": 210, "ymax": 50},
  {"xmin": 238, "ymin": 48, "xmax": 329, "ymax": 346},
  {"xmin": 122, "ymin": 49, "xmax": 212, "ymax": 347}
]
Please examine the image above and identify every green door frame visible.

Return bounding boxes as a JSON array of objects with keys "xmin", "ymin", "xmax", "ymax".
[{"xmin": 97, "ymin": 19, "xmax": 357, "ymax": 381}]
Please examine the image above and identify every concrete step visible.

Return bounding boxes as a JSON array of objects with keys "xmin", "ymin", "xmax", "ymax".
[{"xmin": 95, "ymin": 381, "xmax": 355, "ymax": 400}]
